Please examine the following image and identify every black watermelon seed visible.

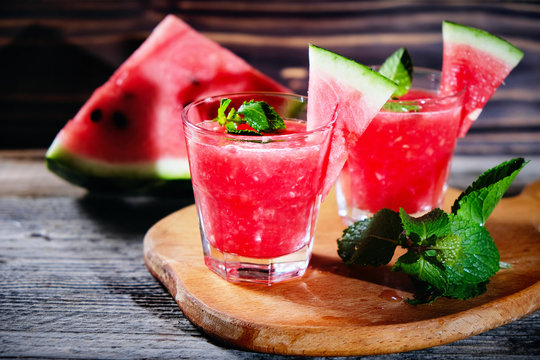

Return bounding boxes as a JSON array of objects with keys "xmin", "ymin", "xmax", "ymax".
[
  {"xmin": 112, "ymin": 111, "xmax": 128, "ymax": 129},
  {"xmin": 90, "ymin": 109, "xmax": 102, "ymax": 122}
]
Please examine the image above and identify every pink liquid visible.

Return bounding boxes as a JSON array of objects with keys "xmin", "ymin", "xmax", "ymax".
[
  {"xmin": 340, "ymin": 90, "xmax": 462, "ymax": 216},
  {"xmin": 186, "ymin": 120, "xmax": 328, "ymax": 258}
]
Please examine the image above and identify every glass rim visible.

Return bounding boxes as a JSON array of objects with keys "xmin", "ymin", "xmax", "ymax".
[
  {"xmin": 370, "ymin": 66, "xmax": 466, "ymax": 104},
  {"xmin": 182, "ymin": 91, "xmax": 336, "ymax": 141}
]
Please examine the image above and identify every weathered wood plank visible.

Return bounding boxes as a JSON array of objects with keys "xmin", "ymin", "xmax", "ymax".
[
  {"xmin": 1, "ymin": 196, "xmax": 539, "ymax": 358},
  {"xmin": 0, "ymin": 150, "xmax": 86, "ymax": 197}
]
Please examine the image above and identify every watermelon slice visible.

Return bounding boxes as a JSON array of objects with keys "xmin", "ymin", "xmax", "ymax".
[
  {"xmin": 307, "ymin": 44, "xmax": 397, "ymax": 198},
  {"xmin": 46, "ymin": 15, "xmax": 288, "ymax": 195},
  {"xmin": 440, "ymin": 21, "xmax": 523, "ymax": 137}
]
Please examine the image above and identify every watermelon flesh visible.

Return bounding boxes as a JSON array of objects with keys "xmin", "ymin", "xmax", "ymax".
[
  {"xmin": 46, "ymin": 15, "xmax": 288, "ymax": 193},
  {"xmin": 440, "ymin": 21, "xmax": 523, "ymax": 137},
  {"xmin": 307, "ymin": 44, "xmax": 397, "ymax": 198}
]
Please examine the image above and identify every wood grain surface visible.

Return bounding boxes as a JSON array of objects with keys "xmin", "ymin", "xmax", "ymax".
[
  {"xmin": 1, "ymin": 1, "xmax": 540, "ymax": 357},
  {"xmin": 143, "ymin": 183, "xmax": 540, "ymax": 356},
  {"xmin": 1, "ymin": 1, "xmax": 539, "ymax": 156},
  {"xmin": 1, "ymin": 151, "xmax": 539, "ymax": 359}
]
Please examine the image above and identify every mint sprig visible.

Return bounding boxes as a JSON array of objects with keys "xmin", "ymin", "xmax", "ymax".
[
  {"xmin": 214, "ymin": 98, "xmax": 285, "ymax": 135},
  {"xmin": 379, "ymin": 47, "xmax": 414, "ymax": 98},
  {"xmin": 381, "ymin": 102, "xmax": 421, "ymax": 113},
  {"xmin": 337, "ymin": 209, "xmax": 402, "ymax": 267},
  {"xmin": 337, "ymin": 157, "xmax": 528, "ymax": 304},
  {"xmin": 451, "ymin": 157, "xmax": 528, "ymax": 224},
  {"xmin": 378, "ymin": 47, "xmax": 421, "ymax": 113}
]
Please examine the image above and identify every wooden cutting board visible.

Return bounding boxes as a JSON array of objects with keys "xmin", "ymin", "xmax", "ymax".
[{"xmin": 144, "ymin": 181, "xmax": 540, "ymax": 356}]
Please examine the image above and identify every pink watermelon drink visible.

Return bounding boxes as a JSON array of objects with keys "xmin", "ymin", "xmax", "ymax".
[
  {"xmin": 183, "ymin": 93, "xmax": 334, "ymax": 284},
  {"xmin": 336, "ymin": 69, "xmax": 464, "ymax": 223},
  {"xmin": 334, "ymin": 22, "xmax": 522, "ymax": 223}
]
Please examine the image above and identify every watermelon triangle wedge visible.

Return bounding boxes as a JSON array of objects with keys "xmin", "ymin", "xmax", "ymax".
[
  {"xmin": 440, "ymin": 21, "xmax": 524, "ymax": 137},
  {"xmin": 46, "ymin": 15, "xmax": 288, "ymax": 195},
  {"xmin": 307, "ymin": 44, "xmax": 397, "ymax": 198}
]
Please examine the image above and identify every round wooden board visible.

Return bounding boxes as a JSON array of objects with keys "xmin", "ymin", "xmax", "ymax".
[{"xmin": 144, "ymin": 182, "xmax": 540, "ymax": 356}]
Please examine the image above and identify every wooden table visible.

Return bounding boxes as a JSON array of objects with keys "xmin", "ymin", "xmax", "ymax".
[
  {"xmin": 1, "ymin": 150, "xmax": 539, "ymax": 359},
  {"xmin": 1, "ymin": 1, "xmax": 540, "ymax": 357}
]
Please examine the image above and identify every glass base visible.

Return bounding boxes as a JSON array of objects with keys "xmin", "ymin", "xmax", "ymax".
[
  {"xmin": 335, "ymin": 180, "xmax": 370, "ymax": 225},
  {"xmin": 337, "ymin": 204, "xmax": 436, "ymax": 226},
  {"xmin": 335, "ymin": 180, "xmax": 440, "ymax": 226},
  {"xmin": 337, "ymin": 206, "xmax": 372, "ymax": 226},
  {"xmin": 203, "ymin": 241, "xmax": 313, "ymax": 285}
]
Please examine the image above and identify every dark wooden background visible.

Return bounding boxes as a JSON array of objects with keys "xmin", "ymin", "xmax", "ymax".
[
  {"xmin": 1, "ymin": 0, "xmax": 539, "ymax": 156},
  {"xmin": 1, "ymin": 2, "xmax": 540, "ymax": 359}
]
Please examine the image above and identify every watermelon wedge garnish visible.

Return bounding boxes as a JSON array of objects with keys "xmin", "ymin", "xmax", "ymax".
[
  {"xmin": 307, "ymin": 44, "xmax": 397, "ymax": 198},
  {"xmin": 440, "ymin": 21, "xmax": 523, "ymax": 137},
  {"xmin": 46, "ymin": 15, "xmax": 288, "ymax": 195}
]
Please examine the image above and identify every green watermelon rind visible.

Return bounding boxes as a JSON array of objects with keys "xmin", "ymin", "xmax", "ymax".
[
  {"xmin": 442, "ymin": 21, "xmax": 524, "ymax": 67},
  {"xmin": 308, "ymin": 44, "xmax": 397, "ymax": 105},
  {"xmin": 46, "ymin": 140, "xmax": 191, "ymax": 195}
]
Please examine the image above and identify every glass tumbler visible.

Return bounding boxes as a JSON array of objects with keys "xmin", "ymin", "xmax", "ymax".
[
  {"xmin": 182, "ymin": 92, "xmax": 334, "ymax": 284},
  {"xmin": 336, "ymin": 68, "xmax": 465, "ymax": 224}
]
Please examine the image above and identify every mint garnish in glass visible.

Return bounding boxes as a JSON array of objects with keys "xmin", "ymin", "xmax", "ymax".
[
  {"xmin": 378, "ymin": 47, "xmax": 421, "ymax": 112},
  {"xmin": 214, "ymin": 98, "xmax": 286, "ymax": 135}
]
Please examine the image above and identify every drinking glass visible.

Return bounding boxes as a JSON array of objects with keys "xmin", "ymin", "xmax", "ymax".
[
  {"xmin": 336, "ymin": 68, "xmax": 464, "ymax": 224},
  {"xmin": 183, "ymin": 92, "xmax": 334, "ymax": 284}
]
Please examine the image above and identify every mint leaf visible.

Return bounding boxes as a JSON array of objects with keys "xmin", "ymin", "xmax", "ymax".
[
  {"xmin": 226, "ymin": 108, "xmax": 242, "ymax": 123},
  {"xmin": 379, "ymin": 47, "xmax": 413, "ymax": 97},
  {"xmin": 214, "ymin": 98, "xmax": 286, "ymax": 135},
  {"xmin": 451, "ymin": 157, "xmax": 528, "ymax": 224},
  {"xmin": 399, "ymin": 208, "xmax": 449, "ymax": 246},
  {"xmin": 337, "ymin": 208, "xmax": 402, "ymax": 267},
  {"xmin": 441, "ymin": 216, "xmax": 500, "ymax": 298},
  {"xmin": 238, "ymin": 100, "xmax": 285, "ymax": 133},
  {"xmin": 382, "ymin": 101, "xmax": 421, "ymax": 113},
  {"xmin": 393, "ymin": 251, "xmax": 448, "ymax": 298},
  {"xmin": 262, "ymin": 102, "xmax": 286, "ymax": 131},
  {"xmin": 444, "ymin": 280, "xmax": 489, "ymax": 300},
  {"xmin": 378, "ymin": 48, "xmax": 419, "ymax": 112},
  {"xmin": 392, "ymin": 214, "xmax": 500, "ymax": 303},
  {"xmin": 214, "ymin": 98, "xmax": 243, "ymax": 125},
  {"xmin": 283, "ymin": 100, "xmax": 307, "ymax": 119},
  {"xmin": 432, "ymin": 232, "xmax": 462, "ymax": 266},
  {"xmin": 237, "ymin": 100, "xmax": 271, "ymax": 132},
  {"xmin": 406, "ymin": 279, "xmax": 444, "ymax": 304},
  {"xmin": 216, "ymin": 98, "xmax": 231, "ymax": 125}
]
